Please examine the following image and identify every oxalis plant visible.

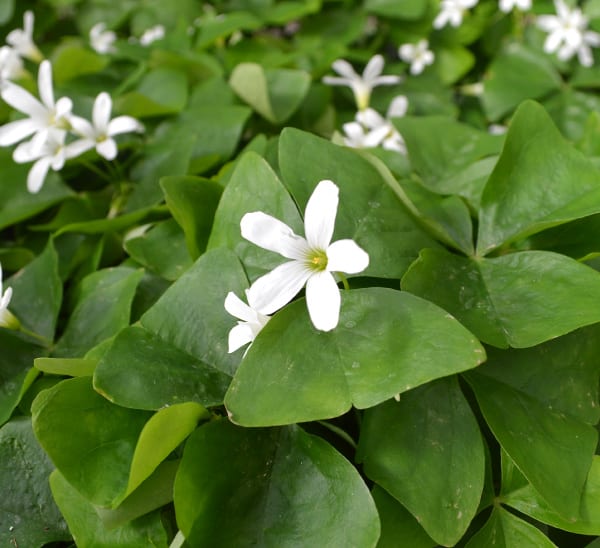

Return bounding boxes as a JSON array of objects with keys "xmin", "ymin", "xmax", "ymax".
[{"xmin": 3, "ymin": 0, "xmax": 600, "ymax": 547}]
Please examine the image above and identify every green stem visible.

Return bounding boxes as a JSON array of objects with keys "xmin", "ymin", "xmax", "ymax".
[
  {"xmin": 18, "ymin": 325, "xmax": 52, "ymax": 347},
  {"xmin": 338, "ymin": 273, "xmax": 350, "ymax": 291},
  {"xmin": 317, "ymin": 421, "xmax": 357, "ymax": 449},
  {"xmin": 79, "ymin": 160, "xmax": 113, "ymax": 184}
]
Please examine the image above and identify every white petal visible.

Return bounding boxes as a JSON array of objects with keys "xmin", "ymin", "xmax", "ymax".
[
  {"xmin": 38, "ymin": 60, "xmax": 54, "ymax": 109},
  {"xmin": 387, "ymin": 95, "xmax": 408, "ymax": 118},
  {"xmin": 304, "ymin": 179, "xmax": 339, "ymax": 250},
  {"xmin": 0, "ymin": 118, "xmax": 39, "ymax": 146},
  {"xmin": 13, "ymin": 139, "xmax": 38, "ymax": 162},
  {"xmin": 357, "ymin": 108, "xmax": 385, "ymax": 129},
  {"xmin": 241, "ymin": 211, "xmax": 309, "ymax": 260},
  {"xmin": 107, "ymin": 115, "xmax": 143, "ymax": 136},
  {"xmin": 398, "ymin": 44, "xmax": 416, "ymax": 61},
  {"xmin": 363, "ymin": 54, "xmax": 384, "ymax": 82},
  {"xmin": 64, "ymin": 138, "xmax": 94, "ymax": 160},
  {"xmin": 97, "ymin": 138, "xmax": 118, "ymax": 160},
  {"xmin": 224, "ymin": 292, "xmax": 256, "ymax": 323},
  {"xmin": 305, "ymin": 271, "xmax": 340, "ymax": 331},
  {"xmin": 27, "ymin": 157, "xmax": 51, "ymax": 193},
  {"xmin": 362, "ymin": 126, "xmax": 389, "ymax": 148},
  {"xmin": 0, "ymin": 286, "xmax": 12, "ymax": 309},
  {"xmin": 228, "ymin": 323, "xmax": 255, "ymax": 353},
  {"xmin": 372, "ymin": 75, "xmax": 402, "ymax": 86},
  {"xmin": 69, "ymin": 115, "xmax": 95, "ymax": 139},
  {"xmin": 54, "ymin": 97, "xmax": 73, "ymax": 119},
  {"xmin": 93, "ymin": 92, "xmax": 112, "ymax": 132},
  {"xmin": 331, "ymin": 59, "xmax": 358, "ymax": 80},
  {"xmin": 1, "ymin": 83, "xmax": 45, "ymax": 119},
  {"xmin": 246, "ymin": 260, "xmax": 311, "ymax": 315},
  {"xmin": 326, "ymin": 239, "xmax": 369, "ymax": 274}
]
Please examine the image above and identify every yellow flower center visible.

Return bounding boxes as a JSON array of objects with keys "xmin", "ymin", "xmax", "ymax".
[{"xmin": 308, "ymin": 249, "xmax": 328, "ymax": 271}]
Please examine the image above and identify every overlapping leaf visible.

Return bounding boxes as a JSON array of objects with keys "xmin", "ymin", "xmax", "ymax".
[{"xmin": 225, "ymin": 288, "xmax": 484, "ymax": 426}]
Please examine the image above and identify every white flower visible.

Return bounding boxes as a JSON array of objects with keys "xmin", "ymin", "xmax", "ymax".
[
  {"xmin": 89, "ymin": 22, "xmax": 117, "ymax": 54},
  {"xmin": 537, "ymin": 0, "xmax": 600, "ymax": 66},
  {"xmin": 353, "ymin": 95, "xmax": 408, "ymax": 153},
  {"xmin": 139, "ymin": 25, "xmax": 166, "ymax": 46},
  {"xmin": 398, "ymin": 40, "xmax": 435, "ymax": 75},
  {"xmin": 0, "ymin": 60, "xmax": 72, "ymax": 147},
  {"xmin": 224, "ymin": 291, "xmax": 270, "ymax": 353},
  {"xmin": 342, "ymin": 121, "xmax": 390, "ymax": 149},
  {"xmin": 0, "ymin": 46, "xmax": 24, "ymax": 82},
  {"xmin": 13, "ymin": 129, "xmax": 82, "ymax": 193},
  {"xmin": 6, "ymin": 10, "xmax": 42, "ymax": 62},
  {"xmin": 433, "ymin": 0, "xmax": 479, "ymax": 29},
  {"xmin": 241, "ymin": 180, "xmax": 369, "ymax": 332},
  {"xmin": 322, "ymin": 54, "xmax": 401, "ymax": 111},
  {"xmin": 0, "ymin": 263, "xmax": 13, "ymax": 327},
  {"xmin": 499, "ymin": 0, "xmax": 531, "ymax": 13},
  {"xmin": 69, "ymin": 92, "xmax": 143, "ymax": 160}
]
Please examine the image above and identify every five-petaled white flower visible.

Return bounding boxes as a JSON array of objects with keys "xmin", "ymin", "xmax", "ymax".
[
  {"xmin": 69, "ymin": 92, "xmax": 143, "ymax": 160},
  {"xmin": 398, "ymin": 40, "xmax": 435, "ymax": 75},
  {"xmin": 0, "ymin": 60, "xmax": 72, "ymax": 147},
  {"xmin": 89, "ymin": 22, "xmax": 117, "ymax": 54},
  {"xmin": 433, "ymin": 0, "xmax": 479, "ymax": 29},
  {"xmin": 139, "ymin": 25, "xmax": 166, "ymax": 46},
  {"xmin": 322, "ymin": 54, "xmax": 401, "ymax": 111},
  {"xmin": 350, "ymin": 95, "xmax": 408, "ymax": 153},
  {"xmin": 499, "ymin": 0, "xmax": 531, "ymax": 13},
  {"xmin": 0, "ymin": 263, "xmax": 13, "ymax": 327},
  {"xmin": 537, "ymin": 0, "xmax": 600, "ymax": 67},
  {"xmin": 241, "ymin": 180, "xmax": 369, "ymax": 332},
  {"xmin": 224, "ymin": 291, "xmax": 271, "ymax": 354},
  {"xmin": 12, "ymin": 129, "xmax": 83, "ymax": 193},
  {"xmin": 6, "ymin": 10, "xmax": 43, "ymax": 62}
]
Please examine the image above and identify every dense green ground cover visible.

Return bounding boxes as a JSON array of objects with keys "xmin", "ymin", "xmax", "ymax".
[{"xmin": 2, "ymin": 0, "xmax": 600, "ymax": 546}]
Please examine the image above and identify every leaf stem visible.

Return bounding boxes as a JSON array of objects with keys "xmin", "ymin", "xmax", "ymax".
[
  {"xmin": 317, "ymin": 420, "xmax": 357, "ymax": 449},
  {"xmin": 338, "ymin": 273, "xmax": 350, "ymax": 291}
]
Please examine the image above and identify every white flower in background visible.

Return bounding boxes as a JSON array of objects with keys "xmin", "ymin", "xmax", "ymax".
[
  {"xmin": 0, "ymin": 263, "xmax": 13, "ymax": 327},
  {"xmin": 499, "ymin": 0, "xmax": 531, "ymax": 13},
  {"xmin": 342, "ymin": 120, "xmax": 390, "ymax": 149},
  {"xmin": 224, "ymin": 291, "xmax": 271, "ymax": 354},
  {"xmin": 139, "ymin": 25, "xmax": 165, "ymax": 46},
  {"xmin": 241, "ymin": 180, "xmax": 369, "ymax": 332},
  {"xmin": 322, "ymin": 54, "xmax": 401, "ymax": 111},
  {"xmin": 355, "ymin": 95, "xmax": 408, "ymax": 153},
  {"xmin": 433, "ymin": 0, "xmax": 479, "ymax": 29},
  {"xmin": 537, "ymin": 0, "xmax": 600, "ymax": 66},
  {"xmin": 69, "ymin": 92, "xmax": 143, "ymax": 160},
  {"xmin": 398, "ymin": 40, "xmax": 435, "ymax": 75},
  {"xmin": 13, "ymin": 129, "xmax": 83, "ymax": 193},
  {"xmin": 89, "ymin": 22, "xmax": 117, "ymax": 54},
  {"xmin": 6, "ymin": 10, "xmax": 43, "ymax": 62},
  {"xmin": 488, "ymin": 124, "xmax": 508, "ymax": 135},
  {"xmin": 0, "ymin": 60, "xmax": 72, "ymax": 147},
  {"xmin": 0, "ymin": 46, "xmax": 24, "ymax": 82}
]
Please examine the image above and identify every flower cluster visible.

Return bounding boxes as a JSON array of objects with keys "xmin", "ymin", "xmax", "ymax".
[
  {"xmin": 0, "ymin": 10, "xmax": 42, "ymax": 84},
  {"xmin": 0, "ymin": 60, "xmax": 143, "ymax": 193},
  {"xmin": 225, "ymin": 180, "xmax": 369, "ymax": 353}
]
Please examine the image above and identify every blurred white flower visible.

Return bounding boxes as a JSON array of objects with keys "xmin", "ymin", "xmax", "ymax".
[
  {"xmin": 342, "ymin": 121, "xmax": 389, "ymax": 149},
  {"xmin": 0, "ymin": 46, "xmax": 24, "ymax": 82},
  {"xmin": 345, "ymin": 95, "xmax": 408, "ymax": 153},
  {"xmin": 139, "ymin": 25, "xmax": 165, "ymax": 46},
  {"xmin": 12, "ymin": 129, "xmax": 83, "ymax": 193},
  {"xmin": 69, "ymin": 92, "xmax": 143, "ymax": 160},
  {"xmin": 6, "ymin": 10, "xmax": 42, "ymax": 62},
  {"xmin": 89, "ymin": 22, "xmax": 117, "ymax": 54},
  {"xmin": 0, "ymin": 263, "xmax": 13, "ymax": 327},
  {"xmin": 433, "ymin": 0, "xmax": 479, "ymax": 29},
  {"xmin": 499, "ymin": 0, "xmax": 531, "ymax": 12},
  {"xmin": 537, "ymin": 0, "xmax": 600, "ymax": 66},
  {"xmin": 323, "ymin": 54, "xmax": 401, "ymax": 111},
  {"xmin": 241, "ymin": 180, "xmax": 369, "ymax": 332},
  {"xmin": 224, "ymin": 291, "xmax": 270, "ymax": 354},
  {"xmin": 398, "ymin": 40, "xmax": 435, "ymax": 75},
  {"xmin": 0, "ymin": 60, "xmax": 72, "ymax": 147}
]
